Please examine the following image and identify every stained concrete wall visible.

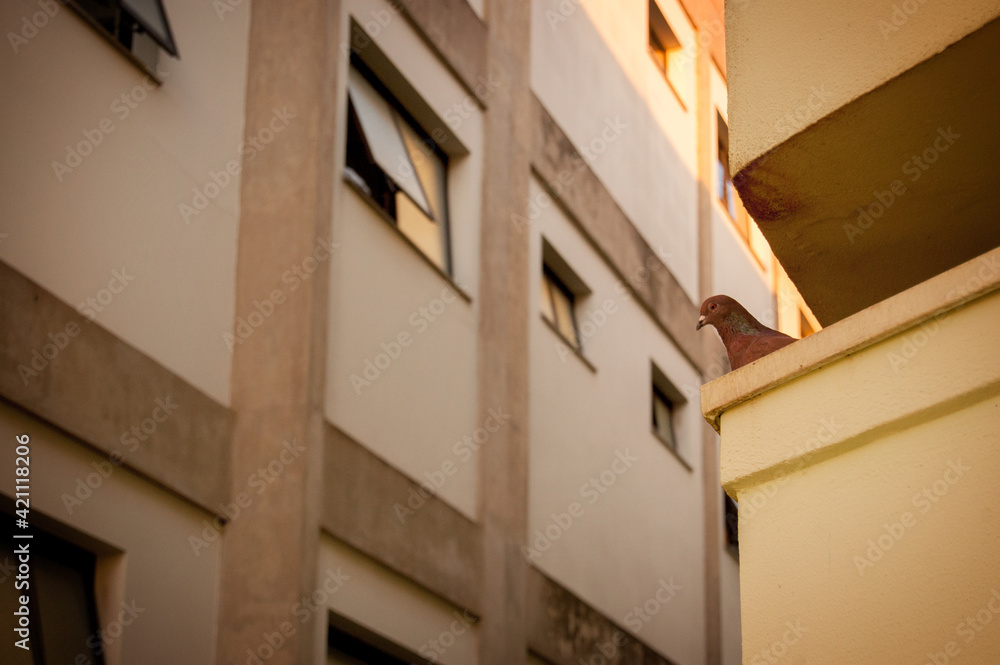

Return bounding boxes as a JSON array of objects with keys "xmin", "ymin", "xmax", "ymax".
[
  {"xmin": 528, "ymin": 176, "xmax": 706, "ymax": 665},
  {"xmin": 0, "ymin": 0, "xmax": 250, "ymax": 405},
  {"xmin": 0, "ymin": 401, "xmax": 221, "ymax": 665},
  {"xmin": 530, "ymin": 0, "xmax": 701, "ymax": 304}
]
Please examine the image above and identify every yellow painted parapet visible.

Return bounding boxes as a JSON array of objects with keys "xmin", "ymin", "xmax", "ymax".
[{"xmin": 702, "ymin": 246, "xmax": 1000, "ymax": 664}]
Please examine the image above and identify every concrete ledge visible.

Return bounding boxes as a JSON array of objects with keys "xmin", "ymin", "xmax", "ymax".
[
  {"xmin": 396, "ymin": 0, "xmax": 488, "ymax": 104},
  {"xmin": 527, "ymin": 568, "xmax": 677, "ymax": 665},
  {"xmin": 0, "ymin": 261, "xmax": 233, "ymax": 513},
  {"xmin": 530, "ymin": 96, "xmax": 707, "ymax": 374},
  {"xmin": 702, "ymin": 246, "xmax": 1000, "ymax": 493},
  {"xmin": 321, "ymin": 422, "xmax": 482, "ymax": 615}
]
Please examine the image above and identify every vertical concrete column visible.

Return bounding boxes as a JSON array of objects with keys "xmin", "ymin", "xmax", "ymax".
[
  {"xmin": 477, "ymin": 0, "xmax": 533, "ymax": 663},
  {"xmin": 695, "ymin": 22, "xmax": 723, "ymax": 665},
  {"xmin": 217, "ymin": 1, "xmax": 342, "ymax": 664}
]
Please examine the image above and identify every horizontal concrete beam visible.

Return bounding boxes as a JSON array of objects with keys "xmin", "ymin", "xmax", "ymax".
[
  {"xmin": 530, "ymin": 96, "xmax": 708, "ymax": 374},
  {"xmin": 396, "ymin": 0, "xmax": 488, "ymax": 104},
  {"xmin": 527, "ymin": 567, "xmax": 678, "ymax": 665},
  {"xmin": 321, "ymin": 423, "xmax": 482, "ymax": 615},
  {"xmin": 0, "ymin": 260, "xmax": 232, "ymax": 513}
]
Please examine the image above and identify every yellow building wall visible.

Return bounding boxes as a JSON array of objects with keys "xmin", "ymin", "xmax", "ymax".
[{"xmin": 705, "ymin": 248, "xmax": 1000, "ymax": 664}]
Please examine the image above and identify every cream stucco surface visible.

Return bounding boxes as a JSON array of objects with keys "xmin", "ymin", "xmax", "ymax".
[
  {"xmin": 0, "ymin": 401, "xmax": 221, "ymax": 664},
  {"xmin": 725, "ymin": 0, "xmax": 1000, "ymax": 174},
  {"xmin": 707, "ymin": 248, "xmax": 1000, "ymax": 663},
  {"xmin": 317, "ymin": 535, "xmax": 477, "ymax": 665},
  {"xmin": 529, "ymin": 177, "xmax": 706, "ymax": 665},
  {"xmin": 325, "ymin": 0, "xmax": 483, "ymax": 521},
  {"xmin": 0, "ymin": 0, "xmax": 250, "ymax": 405},
  {"xmin": 531, "ymin": 0, "xmax": 701, "ymax": 304}
]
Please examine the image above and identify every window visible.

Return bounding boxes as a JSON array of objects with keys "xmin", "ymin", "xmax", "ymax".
[
  {"xmin": 345, "ymin": 56, "xmax": 451, "ymax": 274},
  {"xmin": 724, "ymin": 492, "xmax": 739, "ymax": 559},
  {"xmin": 540, "ymin": 241, "xmax": 589, "ymax": 352},
  {"xmin": 0, "ymin": 524, "xmax": 105, "ymax": 664},
  {"xmin": 68, "ymin": 0, "xmax": 178, "ymax": 74},
  {"xmin": 648, "ymin": 0, "xmax": 684, "ymax": 102},
  {"xmin": 799, "ymin": 310, "xmax": 816, "ymax": 337},
  {"xmin": 651, "ymin": 386, "xmax": 677, "ymax": 451},
  {"xmin": 716, "ymin": 112, "xmax": 750, "ymax": 239},
  {"xmin": 541, "ymin": 268, "xmax": 579, "ymax": 349},
  {"xmin": 650, "ymin": 363, "xmax": 689, "ymax": 467},
  {"xmin": 328, "ymin": 622, "xmax": 427, "ymax": 665}
]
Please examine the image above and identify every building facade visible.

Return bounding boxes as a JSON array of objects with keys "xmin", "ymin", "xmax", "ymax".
[{"xmin": 1, "ymin": 1, "xmax": 815, "ymax": 663}]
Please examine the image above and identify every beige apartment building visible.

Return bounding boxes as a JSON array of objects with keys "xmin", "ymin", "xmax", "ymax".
[{"xmin": 1, "ymin": 1, "xmax": 815, "ymax": 664}]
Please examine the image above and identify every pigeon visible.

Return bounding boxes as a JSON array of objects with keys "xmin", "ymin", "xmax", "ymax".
[{"xmin": 696, "ymin": 295, "xmax": 797, "ymax": 370}]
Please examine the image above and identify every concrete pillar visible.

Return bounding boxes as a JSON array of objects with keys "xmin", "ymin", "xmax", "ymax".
[
  {"xmin": 477, "ymin": 0, "xmax": 533, "ymax": 663},
  {"xmin": 216, "ymin": 1, "xmax": 342, "ymax": 663}
]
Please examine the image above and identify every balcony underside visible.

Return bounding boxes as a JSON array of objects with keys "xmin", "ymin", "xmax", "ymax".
[{"xmin": 734, "ymin": 17, "xmax": 1000, "ymax": 325}]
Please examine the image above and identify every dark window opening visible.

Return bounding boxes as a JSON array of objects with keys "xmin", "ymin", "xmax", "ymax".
[
  {"xmin": 67, "ymin": 0, "xmax": 178, "ymax": 73},
  {"xmin": 724, "ymin": 492, "xmax": 739, "ymax": 559},
  {"xmin": 0, "ymin": 522, "xmax": 105, "ymax": 665},
  {"xmin": 651, "ymin": 386, "xmax": 677, "ymax": 451},
  {"xmin": 344, "ymin": 55, "xmax": 451, "ymax": 274},
  {"xmin": 540, "ymin": 266, "xmax": 580, "ymax": 350}
]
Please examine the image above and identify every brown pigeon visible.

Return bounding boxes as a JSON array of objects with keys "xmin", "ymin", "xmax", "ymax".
[{"xmin": 696, "ymin": 295, "xmax": 797, "ymax": 370}]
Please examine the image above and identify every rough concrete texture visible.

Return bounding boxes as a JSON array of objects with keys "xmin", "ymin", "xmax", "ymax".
[
  {"xmin": 0, "ymin": 260, "xmax": 232, "ymax": 512},
  {"xmin": 321, "ymin": 423, "xmax": 482, "ymax": 615}
]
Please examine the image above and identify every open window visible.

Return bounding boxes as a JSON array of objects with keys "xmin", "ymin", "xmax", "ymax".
[
  {"xmin": 648, "ymin": 0, "xmax": 686, "ymax": 105},
  {"xmin": 344, "ymin": 56, "xmax": 451, "ymax": 274},
  {"xmin": 540, "ymin": 240, "xmax": 589, "ymax": 352},
  {"xmin": 651, "ymin": 363, "xmax": 689, "ymax": 468},
  {"xmin": 68, "ymin": 0, "xmax": 178, "ymax": 74}
]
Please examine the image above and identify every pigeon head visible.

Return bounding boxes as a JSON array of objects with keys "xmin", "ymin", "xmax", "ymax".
[{"xmin": 696, "ymin": 295, "xmax": 746, "ymax": 332}]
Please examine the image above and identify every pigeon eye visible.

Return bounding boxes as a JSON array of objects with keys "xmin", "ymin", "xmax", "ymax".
[{"xmin": 709, "ymin": 304, "xmax": 717, "ymax": 311}]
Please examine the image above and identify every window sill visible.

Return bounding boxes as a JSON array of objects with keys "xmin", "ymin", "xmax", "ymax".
[
  {"xmin": 343, "ymin": 176, "xmax": 472, "ymax": 304},
  {"xmin": 648, "ymin": 55, "xmax": 688, "ymax": 112},
  {"xmin": 651, "ymin": 428, "xmax": 692, "ymax": 472},
  {"xmin": 541, "ymin": 314, "xmax": 596, "ymax": 374}
]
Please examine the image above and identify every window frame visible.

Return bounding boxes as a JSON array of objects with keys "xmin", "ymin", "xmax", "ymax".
[
  {"xmin": 650, "ymin": 363, "xmax": 691, "ymax": 470},
  {"xmin": 647, "ymin": 0, "xmax": 686, "ymax": 109},
  {"xmin": 343, "ymin": 52, "xmax": 454, "ymax": 277},
  {"xmin": 65, "ymin": 0, "xmax": 178, "ymax": 79}
]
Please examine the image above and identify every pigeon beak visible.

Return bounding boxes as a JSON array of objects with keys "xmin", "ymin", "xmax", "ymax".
[{"xmin": 696, "ymin": 315, "xmax": 706, "ymax": 330}]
